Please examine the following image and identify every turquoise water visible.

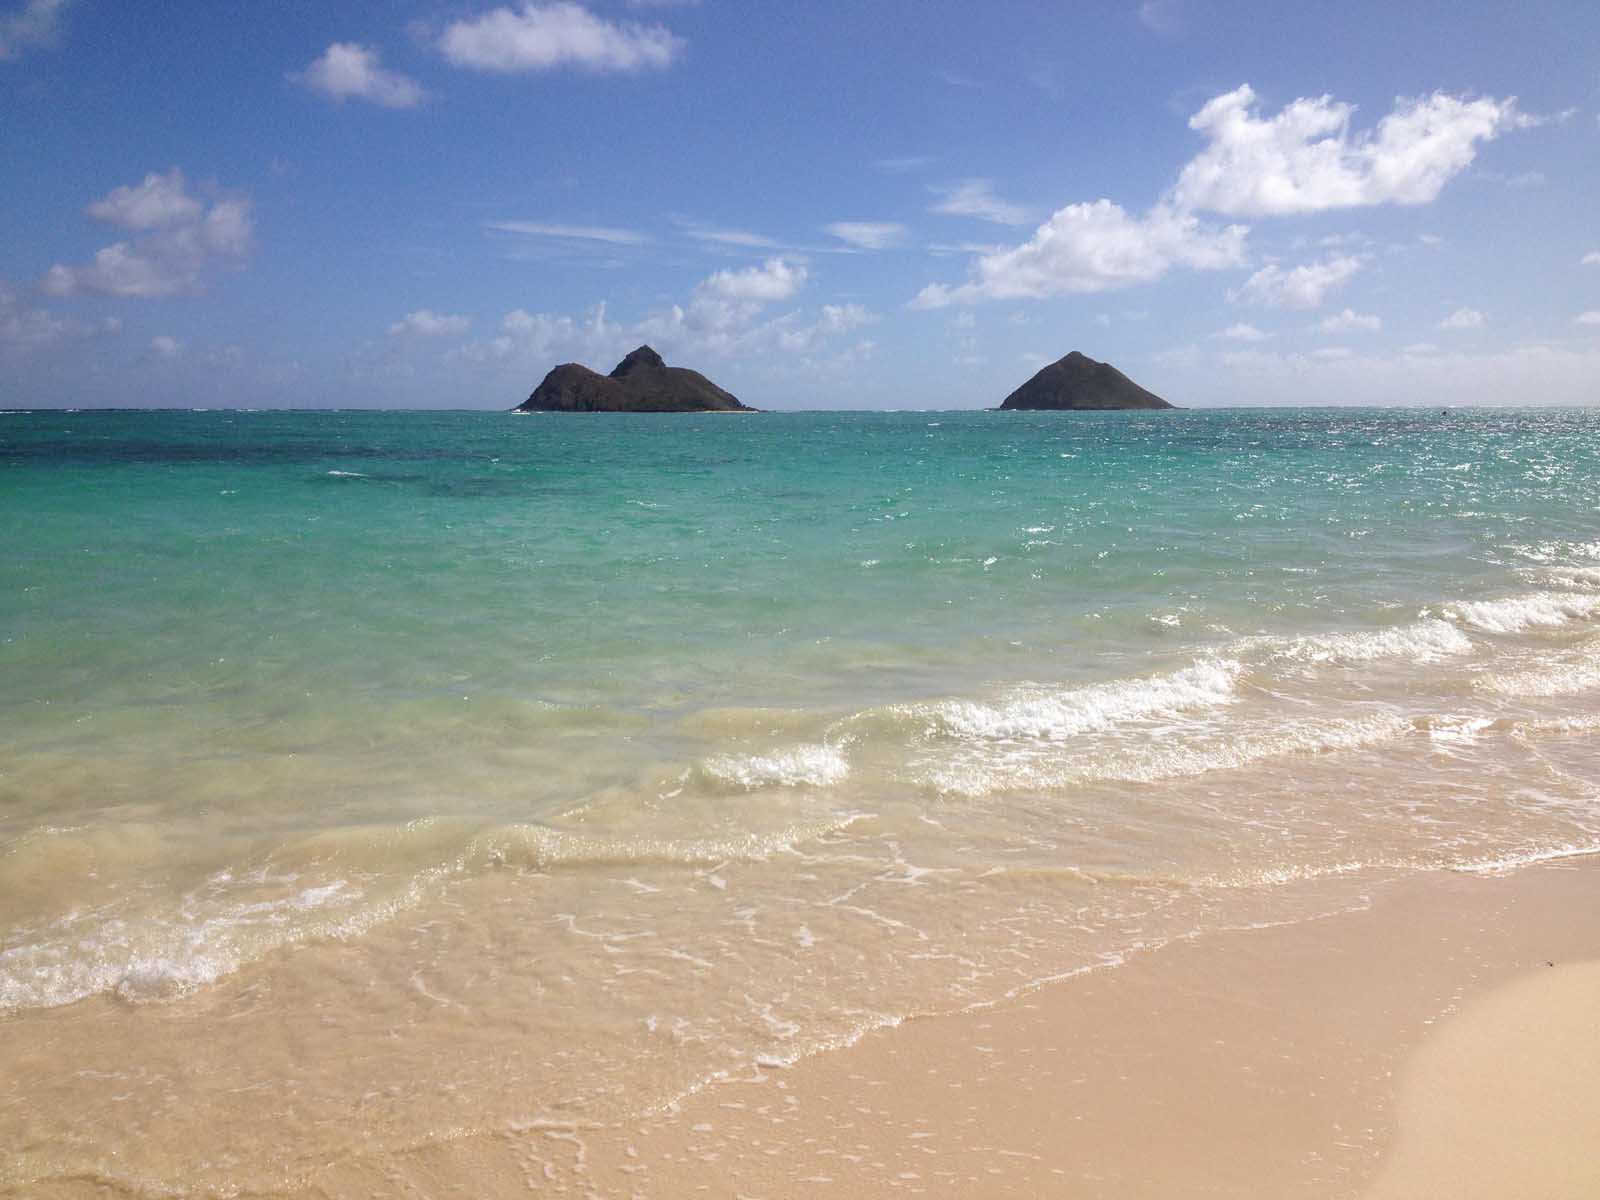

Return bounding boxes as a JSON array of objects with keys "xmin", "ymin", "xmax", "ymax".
[{"xmin": 4, "ymin": 406, "xmax": 1600, "ymax": 1193}]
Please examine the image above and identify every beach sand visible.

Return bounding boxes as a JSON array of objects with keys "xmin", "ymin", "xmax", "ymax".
[{"xmin": 211, "ymin": 857, "xmax": 1600, "ymax": 1199}]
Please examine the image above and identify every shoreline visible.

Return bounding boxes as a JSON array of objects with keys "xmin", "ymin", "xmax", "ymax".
[{"xmin": 235, "ymin": 856, "xmax": 1600, "ymax": 1199}]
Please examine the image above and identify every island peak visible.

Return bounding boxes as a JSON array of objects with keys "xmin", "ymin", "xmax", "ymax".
[
  {"xmin": 999, "ymin": 351, "xmax": 1174, "ymax": 411},
  {"xmin": 515, "ymin": 347, "xmax": 753, "ymax": 413},
  {"xmin": 609, "ymin": 345, "xmax": 666, "ymax": 377}
]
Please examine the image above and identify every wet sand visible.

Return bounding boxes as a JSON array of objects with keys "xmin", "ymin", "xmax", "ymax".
[{"xmin": 178, "ymin": 857, "xmax": 1596, "ymax": 1199}]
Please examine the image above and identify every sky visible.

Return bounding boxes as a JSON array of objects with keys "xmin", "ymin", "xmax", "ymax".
[{"xmin": 3, "ymin": 0, "xmax": 1599, "ymax": 409}]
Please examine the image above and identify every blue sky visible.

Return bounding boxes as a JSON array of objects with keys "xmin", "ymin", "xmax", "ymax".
[{"xmin": 3, "ymin": 0, "xmax": 1598, "ymax": 408}]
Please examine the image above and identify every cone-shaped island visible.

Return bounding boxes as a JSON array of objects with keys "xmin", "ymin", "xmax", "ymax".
[
  {"xmin": 999, "ymin": 351, "xmax": 1174, "ymax": 410},
  {"xmin": 514, "ymin": 345, "xmax": 754, "ymax": 412}
]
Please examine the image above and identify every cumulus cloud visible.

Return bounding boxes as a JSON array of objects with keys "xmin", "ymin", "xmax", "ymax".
[
  {"xmin": 1438, "ymin": 307, "xmax": 1485, "ymax": 330},
  {"xmin": 1, "ymin": 279, "xmax": 68, "ymax": 354},
  {"xmin": 825, "ymin": 222, "xmax": 908, "ymax": 251},
  {"xmin": 1318, "ymin": 308, "xmax": 1381, "ymax": 333},
  {"xmin": 1230, "ymin": 255, "xmax": 1363, "ymax": 309},
  {"xmin": 698, "ymin": 257, "xmax": 806, "ymax": 302},
  {"xmin": 42, "ymin": 171, "xmax": 253, "ymax": 299},
  {"xmin": 1, "ymin": 280, "xmax": 120, "ymax": 356},
  {"xmin": 1583, "ymin": 252, "xmax": 1600, "ymax": 267},
  {"xmin": 389, "ymin": 309, "xmax": 471, "ymax": 337},
  {"xmin": 84, "ymin": 169, "xmax": 204, "ymax": 230},
  {"xmin": 1173, "ymin": 84, "xmax": 1527, "ymax": 216},
  {"xmin": 293, "ymin": 43, "xmax": 425, "ymax": 108},
  {"xmin": 454, "ymin": 255, "xmax": 869, "ymax": 371},
  {"xmin": 148, "ymin": 335, "xmax": 182, "ymax": 360},
  {"xmin": 634, "ymin": 257, "xmax": 811, "ymax": 351},
  {"xmin": 930, "ymin": 179, "xmax": 1032, "ymax": 226},
  {"xmin": 1215, "ymin": 322, "xmax": 1270, "ymax": 341},
  {"xmin": 914, "ymin": 82, "xmax": 1531, "ymax": 311},
  {"xmin": 439, "ymin": 2, "xmax": 682, "ymax": 73},
  {"xmin": 911, "ymin": 201, "xmax": 1246, "ymax": 307},
  {"xmin": 0, "ymin": 0, "xmax": 67, "ymax": 60},
  {"xmin": 1576, "ymin": 311, "xmax": 1600, "ymax": 326}
]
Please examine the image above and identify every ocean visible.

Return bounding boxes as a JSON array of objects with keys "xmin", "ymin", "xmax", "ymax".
[{"xmin": 3, "ymin": 406, "xmax": 1599, "ymax": 1194}]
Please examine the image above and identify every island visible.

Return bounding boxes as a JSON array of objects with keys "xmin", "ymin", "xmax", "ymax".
[
  {"xmin": 514, "ymin": 345, "xmax": 754, "ymax": 412},
  {"xmin": 999, "ymin": 351, "xmax": 1174, "ymax": 410}
]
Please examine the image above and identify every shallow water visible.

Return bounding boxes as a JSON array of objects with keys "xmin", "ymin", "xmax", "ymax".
[{"xmin": 3, "ymin": 407, "xmax": 1599, "ymax": 1193}]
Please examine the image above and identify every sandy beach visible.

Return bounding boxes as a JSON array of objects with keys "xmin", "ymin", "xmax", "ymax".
[{"xmin": 137, "ymin": 855, "xmax": 1580, "ymax": 1200}]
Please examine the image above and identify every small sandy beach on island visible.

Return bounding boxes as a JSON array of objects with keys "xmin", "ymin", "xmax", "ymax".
[{"xmin": 260, "ymin": 857, "xmax": 1600, "ymax": 1200}]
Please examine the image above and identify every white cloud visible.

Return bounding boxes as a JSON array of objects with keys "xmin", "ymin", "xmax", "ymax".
[
  {"xmin": 455, "ymin": 255, "xmax": 871, "ymax": 373},
  {"xmin": 1231, "ymin": 255, "xmax": 1363, "ymax": 309},
  {"xmin": 389, "ymin": 310, "xmax": 471, "ymax": 337},
  {"xmin": 1402, "ymin": 342, "xmax": 1439, "ymax": 355},
  {"xmin": 1582, "ymin": 252, "xmax": 1600, "ymax": 267},
  {"xmin": 1438, "ymin": 307, "xmax": 1485, "ymax": 330},
  {"xmin": 1, "ymin": 279, "xmax": 66, "ymax": 354},
  {"xmin": 42, "ymin": 174, "xmax": 253, "ymax": 299},
  {"xmin": 1576, "ymin": 312, "xmax": 1600, "ymax": 326},
  {"xmin": 149, "ymin": 335, "xmax": 182, "ymax": 360},
  {"xmin": 439, "ymin": 2, "xmax": 682, "ymax": 73},
  {"xmin": 1, "ymin": 280, "xmax": 124, "ymax": 358},
  {"xmin": 84, "ymin": 169, "xmax": 203, "ymax": 230},
  {"xmin": 930, "ymin": 179, "xmax": 1032, "ymax": 226},
  {"xmin": 911, "ymin": 201, "xmax": 1245, "ymax": 307},
  {"xmin": 449, "ymin": 303, "xmax": 616, "ymax": 371},
  {"xmin": 825, "ymin": 221, "xmax": 908, "ymax": 250},
  {"xmin": 682, "ymin": 226, "xmax": 781, "ymax": 249},
  {"xmin": 1318, "ymin": 308, "xmax": 1381, "ymax": 333},
  {"xmin": 775, "ymin": 303, "xmax": 877, "ymax": 353},
  {"xmin": 1216, "ymin": 322, "xmax": 1270, "ymax": 341},
  {"xmin": 0, "ymin": 0, "xmax": 67, "ymax": 60},
  {"xmin": 487, "ymin": 220, "xmax": 649, "ymax": 244},
  {"xmin": 1173, "ymin": 84, "xmax": 1527, "ymax": 216},
  {"xmin": 698, "ymin": 257, "xmax": 806, "ymax": 302},
  {"xmin": 293, "ymin": 43, "xmax": 425, "ymax": 109}
]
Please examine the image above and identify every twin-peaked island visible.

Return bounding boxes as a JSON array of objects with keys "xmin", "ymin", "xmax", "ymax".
[{"xmin": 514, "ymin": 346, "xmax": 1173, "ymax": 412}]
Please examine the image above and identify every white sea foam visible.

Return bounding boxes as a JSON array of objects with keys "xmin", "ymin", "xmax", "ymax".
[
  {"xmin": 883, "ymin": 659, "xmax": 1242, "ymax": 744},
  {"xmin": 1477, "ymin": 638, "xmax": 1600, "ymax": 697},
  {"xmin": 326, "ymin": 470, "xmax": 368, "ymax": 478},
  {"xmin": 1420, "ymin": 714, "xmax": 1495, "ymax": 744},
  {"xmin": 1266, "ymin": 618, "xmax": 1474, "ymax": 665},
  {"xmin": 0, "ymin": 877, "xmax": 409, "ymax": 1013},
  {"xmin": 1451, "ymin": 843, "xmax": 1600, "ymax": 876},
  {"xmin": 698, "ymin": 744, "xmax": 851, "ymax": 790},
  {"xmin": 1445, "ymin": 591, "xmax": 1600, "ymax": 634},
  {"xmin": 917, "ymin": 712, "xmax": 1411, "ymax": 796}
]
